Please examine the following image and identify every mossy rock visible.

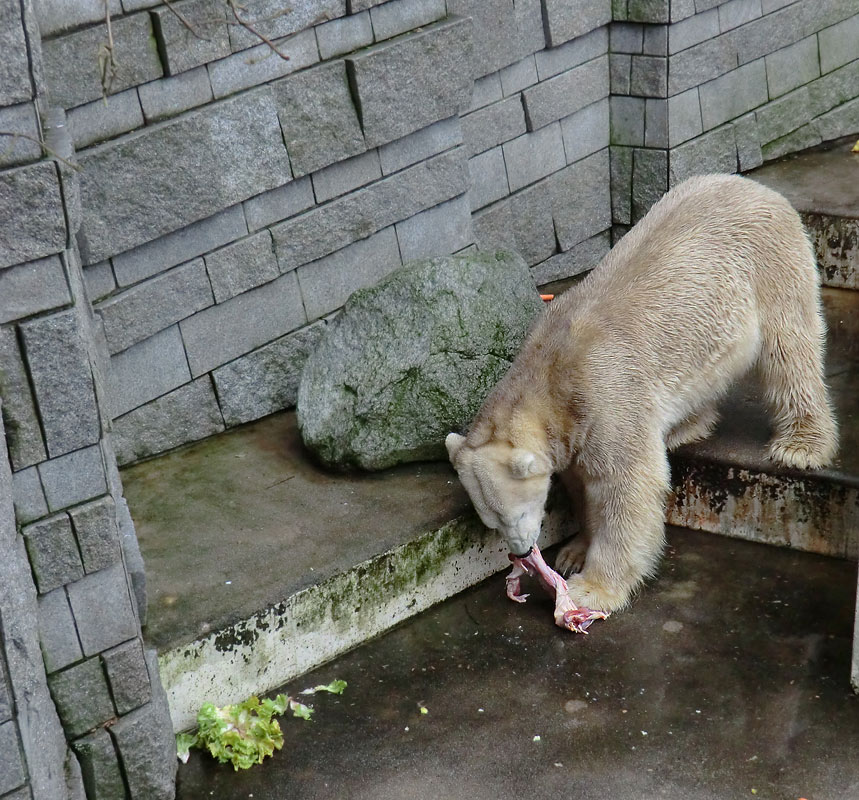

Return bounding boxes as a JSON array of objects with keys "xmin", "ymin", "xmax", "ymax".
[{"xmin": 297, "ymin": 251, "xmax": 542, "ymax": 470}]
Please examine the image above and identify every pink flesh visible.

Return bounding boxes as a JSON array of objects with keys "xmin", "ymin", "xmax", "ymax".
[{"xmin": 505, "ymin": 545, "xmax": 608, "ymax": 634}]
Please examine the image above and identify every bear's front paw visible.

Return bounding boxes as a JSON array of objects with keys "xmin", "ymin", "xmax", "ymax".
[
  {"xmin": 556, "ymin": 534, "xmax": 588, "ymax": 576},
  {"xmin": 768, "ymin": 436, "xmax": 834, "ymax": 470},
  {"xmin": 567, "ymin": 575, "xmax": 630, "ymax": 614}
]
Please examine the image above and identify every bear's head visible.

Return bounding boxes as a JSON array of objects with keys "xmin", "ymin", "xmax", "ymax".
[{"xmin": 445, "ymin": 432, "xmax": 552, "ymax": 556}]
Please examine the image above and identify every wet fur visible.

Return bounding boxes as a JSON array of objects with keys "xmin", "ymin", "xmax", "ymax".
[{"xmin": 447, "ymin": 174, "xmax": 837, "ymax": 613}]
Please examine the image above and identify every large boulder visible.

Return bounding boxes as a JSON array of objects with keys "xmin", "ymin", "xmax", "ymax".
[{"xmin": 297, "ymin": 250, "xmax": 543, "ymax": 470}]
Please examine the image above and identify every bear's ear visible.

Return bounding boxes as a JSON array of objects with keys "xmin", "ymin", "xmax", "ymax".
[
  {"xmin": 445, "ymin": 432, "xmax": 466, "ymax": 462},
  {"xmin": 509, "ymin": 449, "xmax": 551, "ymax": 479}
]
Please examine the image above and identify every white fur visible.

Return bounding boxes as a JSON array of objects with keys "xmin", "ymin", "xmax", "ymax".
[{"xmin": 447, "ymin": 174, "xmax": 837, "ymax": 613}]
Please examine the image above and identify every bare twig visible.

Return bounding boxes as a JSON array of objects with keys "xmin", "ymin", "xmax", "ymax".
[
  {"xmin": 162, "ymin": 0, "xmax": 211, "ymax": 41},
  {"xmin": 225, "ymin": 0, "xmax": 291, "ymax": 61},
  {"xmin": 0, "ymin": 131, "xmax": 81, "ymax": 171},
  {"xmin": 98, "ymin": 0, "xmax": 118, "ymax": 97}
]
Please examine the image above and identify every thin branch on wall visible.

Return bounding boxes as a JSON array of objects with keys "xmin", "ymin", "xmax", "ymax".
[
  {"xmin": 98, "ymin": 0, "xmax": 119, "ymax": 97},
  {"xmin": 0, "ymin": 131, "xmax": 81, "ymax": 171},
  {"xmin": 163, "ymin": 0, "xmax": 211, "ymax": 40},
  {"xmin": 225, "ymin": 0, "xmax": 291, "ymax": 61}
]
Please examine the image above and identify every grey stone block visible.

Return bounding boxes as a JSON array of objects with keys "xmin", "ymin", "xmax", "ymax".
[
  {"xmin": 610, "ymin": 53, "xmax": 632, "ymax": 94},
  {"xmin": 631, "ymin": 146, "xmax": 668, "ymax": 222},
  {"xmin": 462, "ymin": 96, "xmax": 527, "ymax": 157},
  {"xmin": 514, "ymin": 0, "xmax": 545, "ymax": 55},
  {"xmin": 346, "ymin": 16, "xmax": 474, "ymax": 148},
  {"xmin": 808, "ymin": 58, "xmax": 859, "ymax": 119},
  {"xmin": 535, "ymin": 27, "xmax": 608, "ymax": 80},
  {"xmin": 468, "ymin": 147, "xmax": 510, "ymax": 211},
  {"xmin": 818, "ymin": 14, "xmax": 859, "ymax": 74},
  {"xmin": 733, "ymin": 112, "xmax": 762, "ymax": 171},
  {"xmin": 610, "ymin": 21, "xmax": 644, "ymax": 53},
  {"xmin": 560, "ymin": 99, "xmax": 610, "ymax": 164},
  {"xmin": 82, "ymin": 262, "xmax": 115, "ymax": 303},
  {"xmin": 181, "ymin": 271, "xmax": 305, "ymax": 376},
  {"xmin": 68, "ymin": 497, "xmax": 121, "ymax": 574},
  {"xmin": 67, "ymin": 563, "xmax": 138, "ymax": 656},
  {"xmin": 36, "ymin": 0, "xmax": 122, "ymax": 37},
  {"xmin": 610, "ymin": 95, "xmax": 645, "ymax": 146},
  {"xmin": 38, "ymin": 587, "xmax": 83, "ymax": 673},
  {"xmin": 244, "ymin": 176, "xmax": 315, "ymax": 231},
  {"xmin": 208, "ymin": 28, "xmax": 320, "ymax": 98},
  {"xmin": 48, "ymin": 658, "xmax": 115, "ymax": 738},
  {"xmin": 109, "ymin": 650, "xmax": 176, "ymax": 800},
  {"xmin": 113, "ymin": 378, "xmax": 224, "ymax": 464},
  {"xmin": 22, "ymin": 513, "xmax": 83, "ymax": 594},
  {"xmin": 508, "ymin": 181, "xmax": 556, "ymax": 266},
  {"xmin": 0, "ymin": 161, "xmax": 66, "ymax": 270},
  {"xmin": 630, "ymin": 55, "xmax": 667, "ymax": 97},
  {"xmin": 718, "ymin": 0, "xmax": 762, "ymax": 32},
  {"xmin": 0, "ymin": 721, "xmax": 26, "ymax": 795},
  {"xmin": 643, "ymin": 24, "xmax": 668, "ymax": 55},
  {"xmin": 227, "ymin": 0, "xmax": 345, "ymax": 51},
  {"xmin": 668, "ymin": 87, "xmax": 703, "ymax": 146},
  {"xmin": 67, "ymin": 88, "xmax": 144, "ymax": 150},
  {"xmin": 469, "ymin": 73, "xmax": 503, "ymax": 111},
  {"xmin": 101, "ymin": 639, "xmax": 150, "ymax": 715},
  {"xmin": 549, "ymin": 150, "xmax": 611, "ymax": 250},
  {"xmin": 272, "ymin": 147, "xmax": 469, "ymax": 269},
  {"xmin": 731, "ymin": 0, "xmax": 804, "ymax": 66},
  {"xmin": 502, "ymin": 122, "xmax": 566, "ymax": 193},
  {"xmin": 0, "ymin": 327, "xmax": 46, "ymax": 470},
  {"xmin": 668, "ymin": 35, "xmax": 738, "ymax": 95},
  {"xmin": 111, "ymin": 205, "xmax": 247, "ymax": 286},
  {"xmin": 0, "ymin": 255, "xmax": 70, "ymax": 324},
  {"xmin": 0, "ymin": 671, "xmax": 9, "ymax": 722},
  {"xmin": 370, "ymin": 0, "xmax": 445, "ymax": 40},
  {"xmin": 612, "ymin": 0, "xmax": 628, "ymax": 21},
  {"xmin": 72, "ymin": 729, "xmax": 126, "ymax": 800},
  {"xmin": 42, "ymin": 12, "xmax": 162, "ymax": 109},
  {"xmin": 542, "ymin": 0, "xmax": 611, "ymax": 46},
  {"xmin": 213, "ymin": 322, "xmax": 326, "ymax": 425},
  {"xmin": 645, "ymin": 98, "xmax": 669, "ymax": 147},
  {"xmin": 0, "ymin": 0, "xmax": 36, "ymax": 105},
  {"xmin": 755, "ymin": 87, "xmax": 813, "ymax": 145},
  {"xmin": 98, "ymin": 259, "xmax": 213, "ymax": 354},
  {"xmin": 378, "ymin": 117, "xmax": 463, "ymax": 175},
  {"xmin": 760, "ymin": 122, "xmax": 821, "ymax": 161},
  {"xmin": 499, "ymin": 55, "xmax": 539, "ymax": 96},
  {"xmin": 395, "ymin": 195, "xmax": 473, "ymax": 263},
  {"xmin": 0, "ymin": 102, "xmax": 41, "ymax": 168},
  {"xmin": 138, "ymin": 66, "xmax": 214, "ymax": 123},
  {"xmin": 151, "ymin": 0, "xmax": 230, "ymax": 75},
  {"xmin": 312, "ymin": 151, "xmax": 382, "ymax": 204},
  {"xmin": 273, "ymin": 59, "xmax": 366, "ymax": 178},
  {"xmin": 523, "ymin": 56, "xmax": 608, "ymax": 131},
  {"xmin": 669, "ymin": 124, "xmax": 737, "ymax": 184},
  {"xmin": 627, "ymin": 0, "xmax": 669, "ymax": 22},
  {"xmin": 532, "ymin": 230, "xmax": 610, "ymax": 285},
  {"xmin": 38, "ymin": 445, "xmax": 108, "ymax": 513},
  {"xmin": 446, "ymin": 0, "xmax": 522, "ymax": 78},
  {"xmin": 11, "ymin": 466, "xmax": 47, "ymax": 524},
  {"xmin": 813, "ymin": 98, "xmax": 859, "ymax": 144},
  {"xmin": 78, "ymin": 90, "xmax": 290, "ymax": 264},
  {"xmin": 699, "ymin": 59, "xmax": 768, "ymax": 131},
  {"xmin": 316, "ymin": 10, "xmax": 373, "ymax": 59},
  {"xmin": 610, "ymin": 145, "xmax": 633, "ymax": 225},
  {"xmin": 765, "ymin": 35, "xmax": 819, "ymax": 100},
  {"xmin": 20, "ymin": 310, "xmax": 101, "ymax": 458},
  {"xmin": 205, "ymin": 231, "xmax": 279, "ymax": 303},
  {"xmin": 472, "ymin": 199, "xmax": 518, "ymax": 254},
  {"xmin": 296, "ymin": 227, "xmax": 402, "ymax": 320}
]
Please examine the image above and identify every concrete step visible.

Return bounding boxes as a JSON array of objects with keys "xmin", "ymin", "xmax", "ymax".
[
  {"xmin": 749, "ymin": 135, "xmax": 859, "ymax": 290},
  {"xmin": 667, "ymin": 287, "xmax": 859, "ymax": 558},
  {"xmin": 124, "ymin": 412, "xmax": 575, "ymax": 732}
]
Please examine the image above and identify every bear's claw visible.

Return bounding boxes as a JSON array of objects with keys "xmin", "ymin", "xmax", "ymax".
[{"xmin": 506, "ymin": 545, "xmax": 608, "ymax": 634}]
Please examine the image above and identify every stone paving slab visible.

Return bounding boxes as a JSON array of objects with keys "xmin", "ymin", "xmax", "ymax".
[{"xmin": 175, "ymin": 527, "xmax": 859, "ymax": 800}]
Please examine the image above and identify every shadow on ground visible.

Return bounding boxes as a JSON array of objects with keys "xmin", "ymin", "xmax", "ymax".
[{"xmin": 176, "ymin": 527, "xmax": 858, "ymax": 800}]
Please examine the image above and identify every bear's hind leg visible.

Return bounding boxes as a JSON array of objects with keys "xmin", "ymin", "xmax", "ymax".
[
  {"xmin": 556, "ymin": 465, "xmax": 590, "ymax": 575},
  {"xmin": 759, "ymin": 311, "xmax": 837, "ymax": 470},
  {"xmin": 565, "ymin": 447, "xmax": 670, "ymax": 612}
]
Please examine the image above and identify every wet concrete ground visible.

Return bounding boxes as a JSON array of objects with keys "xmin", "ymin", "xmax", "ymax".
[{"xmin": 176, "ymin": 527, "xmax": 859, "ymax": 800}]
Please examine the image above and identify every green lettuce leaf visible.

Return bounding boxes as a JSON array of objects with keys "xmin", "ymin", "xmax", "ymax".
[
  {"xmin": 301, "ymin": 679, "xmax": 347, "ymax": 696},
  {"xmin": 175, "ymin": 733, "xmax": 197, "ymax": 764}
]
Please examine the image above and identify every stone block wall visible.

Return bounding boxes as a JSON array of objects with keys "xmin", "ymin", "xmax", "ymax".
[
  {"xmin": 30, "ymin": 0, "xmax": 616, "ymax": 465},
  {"xmin": 610, "ymin": 0, "xmax": 859, "ymax": 237}
]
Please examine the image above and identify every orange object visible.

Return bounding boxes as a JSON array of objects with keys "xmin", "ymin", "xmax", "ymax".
[{"xmin": 540, "ymin": 294, "xmax": 554, "ymax": 302}]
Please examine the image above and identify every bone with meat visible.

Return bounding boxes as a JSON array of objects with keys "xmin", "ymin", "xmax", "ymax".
[{"xmin": 505, "ymin": 545, "xmax": 609, "ymax": 634}]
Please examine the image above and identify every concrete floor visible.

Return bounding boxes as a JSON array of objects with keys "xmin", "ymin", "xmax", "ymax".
[{"xmin": 175, "ymin": 528, "xmax": 859, "ymax": 800}]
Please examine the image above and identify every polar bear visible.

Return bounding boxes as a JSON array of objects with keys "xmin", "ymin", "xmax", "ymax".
[{"xmin": 446, "ymin": 174, "xmax": 837, "ymax": 614}]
